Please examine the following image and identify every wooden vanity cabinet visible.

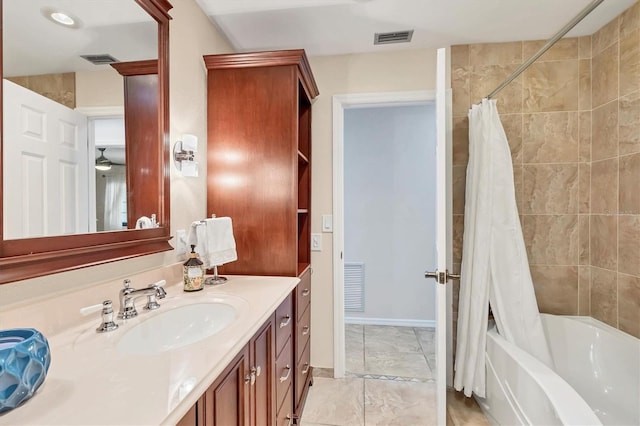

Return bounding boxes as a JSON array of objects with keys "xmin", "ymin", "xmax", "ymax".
[
  {"xmin": 293, "ymin": 268, "xmax": 312, "ymax": 421},
  {"xmin": 274, "ymin": 294, "xmax": 294, "ymax": 424},
  {"xmin": 177, "ymin": 317, "xmax": 274, "ymax": 426},
  {"xmin": 203, "ymin": 49, "xmax": 317, "ymax": 424}
]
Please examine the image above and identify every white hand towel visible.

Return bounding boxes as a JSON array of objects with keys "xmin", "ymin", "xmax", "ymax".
[
  {"xmin": 205, "ymin": 217, "xmax": 237, "ymax": 267},
  {"xmin": 135, "ymin": 216, "xmax": 153, "ymax": 229},
  {"xmin": 186, "ymin": 221, "xmax": 208, "ymax": 265}
]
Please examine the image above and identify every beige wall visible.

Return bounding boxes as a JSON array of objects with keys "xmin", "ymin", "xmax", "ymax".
[
  {"xmin": 0, "ymin": 0, "xmax": 233, "ymax": 308},
  {"xmin": 588, "ymin": 2, "xmax": 639, "ymax": 337},
  {"xmin": 308, "ymin": 48, "xmax": 438, "ymax": 368},
  {"xmin": 450, "ymin": 1, "xmax": 639, "ymax": 340},
  {"xmin": 76, "ymin": 68, "xmax": 124, "ymax": 107},
  {"xmin": 8, "ymin": 72, "xmax": 76, "ymax": 108}
]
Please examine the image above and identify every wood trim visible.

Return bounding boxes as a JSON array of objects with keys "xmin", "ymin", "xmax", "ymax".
[
  {"xmin": 0, "ymin": 238, "xmax": 172, "ymax": 284},
  {"xmin": 0, "ymin": 0, "xmax": 174, "ymax": 285},
  {"xmin": 135, "ymin": 0, "xmax": 173, "ymax": 21},
  {"xmin": 111, "ymin": 59, "xmax": 158, "ymax": 76},
  {"xmin": 203, "ymin": 50, "xmax": 319, "ymax": 99}
]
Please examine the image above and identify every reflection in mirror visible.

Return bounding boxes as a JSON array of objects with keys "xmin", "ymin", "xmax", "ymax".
[
  {"xmin": 92, "ymin": 117, "xmax": 127, "ymax": 232},
  {"xmin": 2, "ymin": 0, "xmax": 157, "ymax": 239}
]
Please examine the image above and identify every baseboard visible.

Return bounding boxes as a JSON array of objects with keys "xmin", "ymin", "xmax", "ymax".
[{"xmin": 345, "ymin": 316, "xmax": 436, "ymax": 328}]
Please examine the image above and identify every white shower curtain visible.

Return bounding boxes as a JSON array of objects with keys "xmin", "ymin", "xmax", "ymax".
[
  {"xmin": 104, "ymin": 173, "xmax": 126, "ymax": 231},
  {"xmin": 453, "ymin": 99, "xmax": 553, "ymax": 398}
]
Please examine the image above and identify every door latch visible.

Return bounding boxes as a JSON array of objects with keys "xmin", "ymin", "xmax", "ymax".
[{"xmin": 424, "ymin": 269, "xmax": 460, "ymax": 285}]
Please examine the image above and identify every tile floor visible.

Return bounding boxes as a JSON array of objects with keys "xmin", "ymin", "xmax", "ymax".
[{"xmin": 300, "ymin": 324, "xmax": 487, "ymax": 426}]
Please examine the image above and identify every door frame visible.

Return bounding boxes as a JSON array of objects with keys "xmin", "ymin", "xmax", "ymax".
[
  {"xmin": 76, "ymin": 106, "xmax": 125, "ymax": 233},
  {"xmin": 332, "ymin": 90, "xmax": 438, "ymax": 378}
]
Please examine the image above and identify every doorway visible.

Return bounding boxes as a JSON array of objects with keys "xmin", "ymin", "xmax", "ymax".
[
  {"xmin": 332, "ymin": 90, "xmax": 439, "ymax": 376},
  {"xmin": 343, "ymin": 102, "xmax": 437, "ymax": 380},
  {"xmin": 297, "ymin": 91, "xmax": 442, "ymax": 424}
]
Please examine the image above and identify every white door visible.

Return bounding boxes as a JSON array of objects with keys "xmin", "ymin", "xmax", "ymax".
[
  {"xmin": 425, "ymin": 47, "xmax": 455, "ymax": 425},
  {"xmin": 3, "ymin": 79, "xmax": 89, "ymax": 239}
]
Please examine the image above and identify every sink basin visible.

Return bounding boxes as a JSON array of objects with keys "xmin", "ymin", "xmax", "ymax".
[{"xmin": 117, "ymin": 302, "xmax": 237, "ymax": 355}]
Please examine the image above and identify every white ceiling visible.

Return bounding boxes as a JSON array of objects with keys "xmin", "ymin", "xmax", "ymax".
[
  {"xmin": 196, "ymin": 0, "xmax": 637, "ymax": 56},
  {"xmin": 4, "ymin": 1, "xmax": 636, "ymax": 76}
]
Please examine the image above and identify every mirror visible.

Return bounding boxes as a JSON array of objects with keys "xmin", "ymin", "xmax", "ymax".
[
  {"xmin": 3, "ymin": 0, "xmax": 157, "ymax": 239},
  {"xmin": 0, "ymin": 0, "xmax": 173, "ymax": 284}
]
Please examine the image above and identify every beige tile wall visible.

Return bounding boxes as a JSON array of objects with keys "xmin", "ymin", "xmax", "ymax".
[{"xmin": 451, "ymin": 1, "xmax": 640, "ymax": 340}]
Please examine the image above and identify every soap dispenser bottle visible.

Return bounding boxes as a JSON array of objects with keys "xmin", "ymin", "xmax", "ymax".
[{"xmin": 183, "ymin": 245, "xmax": 204, "ymax": 292}]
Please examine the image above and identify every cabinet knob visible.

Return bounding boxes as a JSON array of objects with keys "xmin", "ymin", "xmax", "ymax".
[
  {"xmin": 302, "ymin": 362, "xmax": 310, "ymax": 375},
  {"xmin": 302, "ymin": 288, "xmax": 310, "ymax": 297},
  {"xmin": 302, "ymin": 325, "xmax": 310, "ymax": 336}
]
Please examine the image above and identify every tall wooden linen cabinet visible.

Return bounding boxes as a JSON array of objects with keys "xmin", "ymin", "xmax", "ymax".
[{"xmin": 203, "ymin": 50, "xmax": 318, "ymax": 424}]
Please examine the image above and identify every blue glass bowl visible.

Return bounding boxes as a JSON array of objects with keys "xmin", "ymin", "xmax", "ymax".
[{"xmin": 0, "ymin": 328, "xmax": 51, "ymax": 413}]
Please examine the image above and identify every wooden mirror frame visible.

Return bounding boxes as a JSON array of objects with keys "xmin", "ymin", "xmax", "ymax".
[{"xmin": 0, "ymin": 0, "xmax": 173, "ymax": 285}]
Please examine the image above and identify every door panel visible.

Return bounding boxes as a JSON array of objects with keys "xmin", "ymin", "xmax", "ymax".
[
  {"xmin": 3, "ymin": 79, "xmax": 89, "ymax": 239},
  {"xmin": 251, "ymin": 319, "xmax": 274, "ymax": 426},
  {"xmin": 208, "ymin": 345, "xmax": 250, "ymax": 426},
  {"xmin": 434, "ymin": 47, "xmax": 453, "ymax": 425}
]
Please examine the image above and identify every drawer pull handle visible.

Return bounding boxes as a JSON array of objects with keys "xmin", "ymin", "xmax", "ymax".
[
  {"xmin": 302, "ymin": 288, "xmax": 310, "ymax": 297},
  {"xmin": 252, "ymin": 365, "xmax": 262, "ymax": 377},
  {"xmin": 302, "ymin": 325, "xmax": 310, "ymax": 336},
  {"xmin": 244, "ymin": 373, "xmax": 252, "ymax": 385},
  {"xmin": 302, "ymin": 363, "xmax": 310, "ymax": 375},
  {"xmin": 285, "ymin": 414, "xmax": 292, "ymax": 426},
  {"xmin": 280, "ymin": 314, "xmax": 292, "ymax": 328},
  {"xmin": 279, "ymin": 365, "xmax": 292, "ymax": 383}
]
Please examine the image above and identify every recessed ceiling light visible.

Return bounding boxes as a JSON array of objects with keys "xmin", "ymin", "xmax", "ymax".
[
  {"xmin": 41, "ymin": 7, "xmax": 82, "ymax": 29},
  {"xmin": 50, "ymin": 12, "xmax": 74, "ymax": 26}
]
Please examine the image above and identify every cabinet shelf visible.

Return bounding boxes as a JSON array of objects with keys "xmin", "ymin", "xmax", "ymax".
[{"xmin": 298, "ymin": 150, "xmax": 309, "ymax": 164}]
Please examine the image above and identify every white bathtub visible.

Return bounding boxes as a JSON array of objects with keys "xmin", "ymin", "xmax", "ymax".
[{"xmin": 474, "ymin": 314, "xmax": 640, "ymax": 426}]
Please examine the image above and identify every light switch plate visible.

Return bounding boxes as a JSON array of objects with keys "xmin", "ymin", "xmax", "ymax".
[
  {"xmin": 322, "ymin": 214, "xmax": 333, "ymax": 232},
  {"xmin": 311, "ymin": 233, "xmax": 322, "ymax": 251}
]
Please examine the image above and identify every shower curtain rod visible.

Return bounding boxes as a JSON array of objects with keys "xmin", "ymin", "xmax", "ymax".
[{"xmin": 486, "ymin": 0, "xmax": 604, "ymax": 100}]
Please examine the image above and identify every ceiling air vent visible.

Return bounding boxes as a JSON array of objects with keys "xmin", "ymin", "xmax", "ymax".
[
  {"xmin": 374, "ymin": 30, "xmax": 414, "ymax": 45},
  {"xmin": 80, "ymin": 54, "xmax": 120, "ymax": 65}
]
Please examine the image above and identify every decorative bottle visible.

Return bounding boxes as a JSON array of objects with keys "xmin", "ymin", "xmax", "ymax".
[{"xmin": 183, "ymin": 245, "xmax": 204, "ymax": 292}]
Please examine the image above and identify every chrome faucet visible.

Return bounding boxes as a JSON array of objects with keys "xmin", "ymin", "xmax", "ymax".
[{"xmin": 118, "ymin": 279, "xmax": 167, "ymax": 320}]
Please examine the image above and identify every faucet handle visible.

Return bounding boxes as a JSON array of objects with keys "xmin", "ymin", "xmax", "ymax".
[
  {"xmin": 152, "ymin": 280, "xmax": 167, "ymax": 299},
  {"xmin": 144, "ymin": 280, "xmax": 167, "ymax": 311},
  {"xmin": 96, "ymin": 300, "xmax": 119, "ymax": 333}
]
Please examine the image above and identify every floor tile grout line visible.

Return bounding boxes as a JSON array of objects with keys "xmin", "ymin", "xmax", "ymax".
[
  {"xmin": 361, "ymin": 325, "xmax": 366, "ymax": 371},
  {"xmin": 414, "ymin": 326, "xmax": 435, "ymax": 373},
  {"xmin": 348, "ymin": 324, "xmax": 438, "ymax": 380},
  {"xmin": 362, "ymin": 375, "xmax": 366, "ymax": 426}
]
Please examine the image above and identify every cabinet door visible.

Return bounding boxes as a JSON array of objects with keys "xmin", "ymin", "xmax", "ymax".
[
  {"xmin": 207, "ymin": 345, "xmax": 250, "ymax": 426},
  {"xmin": 250, "ymin": 318, "xmax": 274, "ymax": 426}
]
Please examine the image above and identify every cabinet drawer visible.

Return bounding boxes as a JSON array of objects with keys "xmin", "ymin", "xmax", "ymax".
[
  {"xmin": 296, "ymin": 304, "xmax": 311, "ymax": 363},
  {"xmin": 275, "ymin": 336, "xmax": 293, "ymax": 411},
  {"xmin": 296, "ymin": 270, "xmax": 311, "ymax": 321},
  {"xmin": 276, "ymin": 384, "xmax": 293, "ymax": 426},
  {"xmin": 295, "ymin": 339, "xmax": 311, "ymax": 408},
  {"xmin": 275, "ymin": 293, "xmax": 293, "ymax": 357}
]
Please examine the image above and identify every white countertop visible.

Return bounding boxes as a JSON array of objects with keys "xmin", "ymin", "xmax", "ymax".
[{"xmin": 0, "ymin": 275, "xmax": 299, "ymax": 425}]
